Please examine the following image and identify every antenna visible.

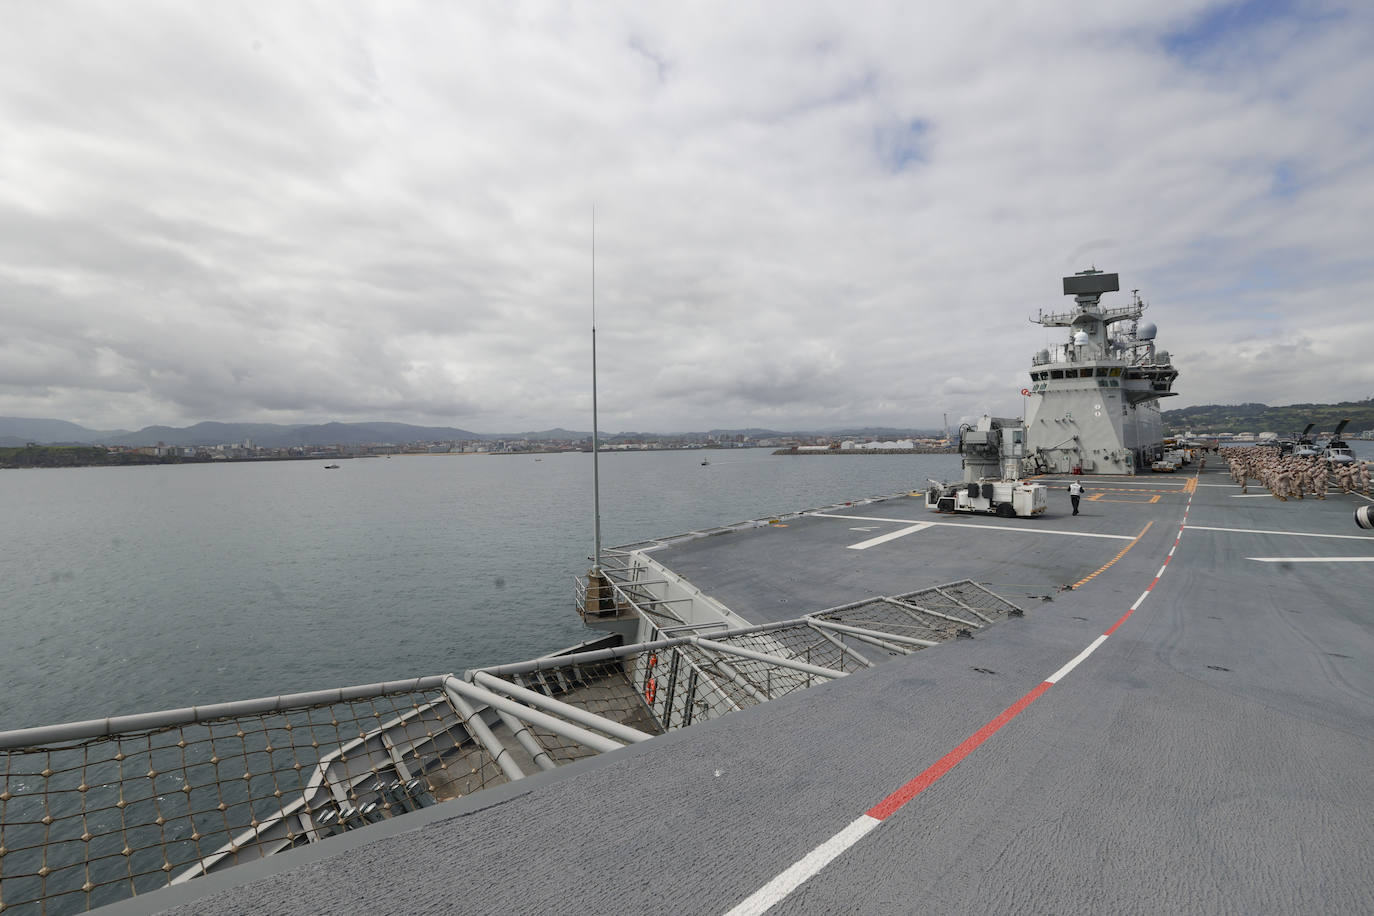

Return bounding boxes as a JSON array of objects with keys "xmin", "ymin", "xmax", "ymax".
[{"xmin": 591, "ymin": 208, "xmax": 603, "ymax": 573}]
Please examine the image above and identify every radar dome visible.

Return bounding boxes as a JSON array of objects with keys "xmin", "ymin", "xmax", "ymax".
[
  {"xmin": 1073, "ymin": 331, "xmax": 1089, "ymax": 346},
  {"xmin": 1137, "ymin": 321, "xmax": 1157, "ymax": 340}
]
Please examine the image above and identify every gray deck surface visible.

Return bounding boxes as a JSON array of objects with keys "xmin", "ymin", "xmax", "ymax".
[{"xmin": 110, "ymin": 467, "xmax": 1374, "ymax": 915}]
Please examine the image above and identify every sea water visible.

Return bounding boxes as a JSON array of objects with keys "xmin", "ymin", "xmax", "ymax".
[{"xmin": 0, "ymin": 448, "xmax": 961, "ymax": 731}]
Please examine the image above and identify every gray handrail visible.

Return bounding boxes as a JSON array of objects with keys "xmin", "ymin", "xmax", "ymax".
[{"xmin": 0, "ymin": 675, "xmax": 449, "ymax": 749}]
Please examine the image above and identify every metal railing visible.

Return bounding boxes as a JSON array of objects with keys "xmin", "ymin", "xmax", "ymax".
[{"xmin": 0, "ymin": 581, "xmax": 1021, "ymax": 914}]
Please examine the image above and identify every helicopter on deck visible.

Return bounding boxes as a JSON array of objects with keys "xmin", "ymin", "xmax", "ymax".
[{"xmin": 1320, "ymin": 419, "xmax": 1357, "ymax": 465}]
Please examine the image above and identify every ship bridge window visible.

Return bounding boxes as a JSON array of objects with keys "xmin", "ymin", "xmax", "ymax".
[
  {"xmin": 1096, "ymin": 367, "xmax": 1109, "ymax": 377},
  {"xmin": 1063, "ymin": 369, "xmax": 1078, "ymax": 379},
  {"xmin": 1050, "ymin": 369, "xmax": 1064, "ymax": 379},
  {"xmin": 1108, "ymin": 367, "xmax": 1123, "ymax": 377}
]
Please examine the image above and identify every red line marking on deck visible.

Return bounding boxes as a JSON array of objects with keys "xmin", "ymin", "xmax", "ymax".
[
  {"xmin": 725, "ymin": 478, "xmax": 1201, "ymax": 915},
  {"xmin": 865, "ymin": 680, "xmax": 1053, "ymax": 821}
]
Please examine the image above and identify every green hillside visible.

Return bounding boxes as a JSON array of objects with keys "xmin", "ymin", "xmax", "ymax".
[{"xmin": 1162, "ymin": 399, "xmax": 1374, "ymax": 435}]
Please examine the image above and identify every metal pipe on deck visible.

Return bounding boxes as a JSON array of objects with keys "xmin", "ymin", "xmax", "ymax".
[
  {"xmin": 810, "ymin": 626, "xmax": 876, "ymax": 668},
  {"xmin": 691, "ymin": 638, "xmax": 847, "ymax": 680},
  {"xmin": 692, "ymin": 653, "xmax": 771, "ymax": 705},
  {"xmin": 443, "ymin": 676, "xmax": 626, "ymax": 755},
  {"xmin": 443, "ymin": 685, "xmax": 527, "ymax": 782},
  {"xmin": 0, "ymin": 675, "xmax": 450, "ymax": 749},
  {"xmin": 931, "ymin": 586, "xmax": 997, "ymax": 622},
  {"xmin": 495, "ymin": 709, "xmax": 558, "ymax": 772},
  {"xmin": 885, "ymin": 597, "xmax": 982, "ymax": 628},
  {"xmin": 469, "ymin": 672, "xmax": 653, "ymax": 745},
  {"xmin": 805, "ymin": 618, "xmax": 939, "ymax": 648}
]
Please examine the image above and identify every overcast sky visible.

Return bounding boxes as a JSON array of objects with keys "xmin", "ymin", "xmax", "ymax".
[{"xmin": 1, "ymin": 1, "xmax": 1371, "ymax": 433}]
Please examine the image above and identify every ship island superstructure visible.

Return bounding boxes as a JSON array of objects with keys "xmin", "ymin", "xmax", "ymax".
[{"xmin": 1025, "ymin": 269, "xmax": 1178, "ymax": 474}]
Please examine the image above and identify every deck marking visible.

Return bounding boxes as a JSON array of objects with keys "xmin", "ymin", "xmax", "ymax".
[
  {"xmin": 1046, "ymin": 635, "xmax": 1110, "ymax": 683},
  {"xmin": 1247, "ymin": 557, "xmax": 1374, "ymax": 563},
  {"xmin": 925, "ymin": 521, "xmax": 1135, "ymax": 540},
  {"xmin": 817, "ymin": 514, "xmax": 1138, "ymax": 541},
  {"xmin": 865, "ymin": 681, "xmax": 1054, "ymax": 821},
  {"xmin": 1088, "ymin": 493, "xmax": 1162, "ymax": 504},
  {"xmin": 846, "ymin": 524, "xmax": 931, "ymax": 550},
  {"xmin": 1103, "ymin": 608, "xmax": 1135, "ymax": 635},
  {"xmin": 1070, "ymin": 521, "xmax": 1152, "ymax": 589},
  {"xmin": 1184, "ymin": 525, "xmax": 1374, "ymax": 541},
  {"xmin": 723, "ymin": 815, "xmax": 881, "ymax": 916},
  {"xmin": 724, "ymin": 487, "xmax": 1196, "ymax": 914}
]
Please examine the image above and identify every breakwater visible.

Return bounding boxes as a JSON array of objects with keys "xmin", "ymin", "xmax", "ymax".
[{"xmin": 772, "ymin": 447, "xmax": 955, "ymax": 456}]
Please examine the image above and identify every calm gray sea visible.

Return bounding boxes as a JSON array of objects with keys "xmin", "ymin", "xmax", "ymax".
[{"xmin": 1, "ymin": 449, "xmax": 962, "ymax": 731}]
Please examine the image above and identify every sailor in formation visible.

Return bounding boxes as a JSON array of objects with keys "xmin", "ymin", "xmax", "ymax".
[{"xmin": 1224, "ymin": 447, "xmax": 1371, "ymax": 502}]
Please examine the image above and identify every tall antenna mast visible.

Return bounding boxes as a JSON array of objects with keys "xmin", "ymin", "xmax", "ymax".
[{"xmin": 591, "ymin": 207, "xmax": 603, "ymax": 573}]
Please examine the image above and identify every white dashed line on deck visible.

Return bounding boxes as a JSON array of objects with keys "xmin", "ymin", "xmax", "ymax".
[
  {"xmin": 1185, "ymin": 525, "xmax": 1374, "ymax": 541},
  {"xmin": 846, "ymin": 524, "xmax": 932, "ymax": 550},
  {"xmin": 1247, "ymin": 557, "xmax": 1374, "ymax": 563},
  {"xmin": 819, "ymin": 513, "xmax": 1138, "ymax": 541}
]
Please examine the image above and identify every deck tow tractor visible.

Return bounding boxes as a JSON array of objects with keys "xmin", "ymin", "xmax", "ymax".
[{"xmin": 925, "ymin": 416, "xmax": 1048, "ymax": 518}]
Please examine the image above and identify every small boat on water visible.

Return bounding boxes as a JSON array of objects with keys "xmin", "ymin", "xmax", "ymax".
[
  {"xmin": 701, "ymin": 458, "xmax": 710, "ymax": 466},
  {"xmin": 323, "ymin": 464, "xmax": 340, "ymax": 469}
]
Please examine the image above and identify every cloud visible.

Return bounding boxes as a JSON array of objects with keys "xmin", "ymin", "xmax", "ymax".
[{"xmin": 1, "ymin": 0, "xmax": 1372, "ymax": 432}]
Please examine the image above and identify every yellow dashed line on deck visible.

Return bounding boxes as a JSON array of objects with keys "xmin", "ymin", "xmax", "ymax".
[
  {"xmin": 1087, "ymin": 493, "xmax": 1161, "ymax": 504},
  {"xmin": 1071, "ymin": 521, "xmax": 1154, "ymax": 589}
]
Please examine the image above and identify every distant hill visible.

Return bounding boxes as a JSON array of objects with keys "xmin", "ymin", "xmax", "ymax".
[
  {"xmin": 511, "ymin": 428, "xmax": 590, "ymax": 440},
  {"xmin": 1162, "ymin": 399, "xmax": 1374, "ymax": 435},
  {"xmin": 0, "ymin": 417, "xmax": 128, "ymax": 446},
  {"xmin": 0, "ymin": 418, "xmax": 493, "ymax": 448}
]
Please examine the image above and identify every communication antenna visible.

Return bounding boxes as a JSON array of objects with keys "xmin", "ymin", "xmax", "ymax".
[{"xmin": 591, "ymin": 208, "xmax": 603, "ymax": 573}]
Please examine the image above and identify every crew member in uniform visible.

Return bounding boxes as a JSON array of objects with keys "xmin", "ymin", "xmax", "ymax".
[{"xmin": 1068, "ymin": 479, "xmax": 1085, "ymax": 515}]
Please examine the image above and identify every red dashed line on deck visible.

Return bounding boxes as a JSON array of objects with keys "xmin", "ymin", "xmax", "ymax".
[{"xmin": 725, "ymin": 474, "xmax": 1201, "ymax": 916}]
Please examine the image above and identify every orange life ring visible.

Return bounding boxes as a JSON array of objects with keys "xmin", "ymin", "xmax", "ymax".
[{"xmin": 644, "ymin": 676, "xmax": 657, "ymax": 704}]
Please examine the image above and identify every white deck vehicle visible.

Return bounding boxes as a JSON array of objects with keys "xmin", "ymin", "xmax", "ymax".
[
  {"xmin": 925, "ymin": 478, "xmax": 1048, "ymax": 517},
  {"xmin": 925, "ymin": 416, "xmax": 1048, "ymax": 518}
]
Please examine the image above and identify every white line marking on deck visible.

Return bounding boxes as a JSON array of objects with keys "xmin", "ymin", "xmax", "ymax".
[
  {"xmin": 726, "ymin": 490, "xmax": 1201, "ymax": 916},
  {"xmin": 724, "ymin": 815, "xmax": 881, "ymax": 916},
  {"xmin": 1185, "ymin": 525, "xmax": 1374, "ymax": 541},
  {"xmin": 847, "ymin": 524, "xmax": 932, "ymax": 550},
  {"xmin": 817, "ymin": 514, "xmax": 1137, "ymax": 541},
  {"xmin": 928, "ymin": 521, "xmax": 1136, "ymax": 540},
  {"xmin": 849, "ymin": 526, "xmax": 879, "ymax": 532},
  {"xmin": 1247, "ymin": 557, "xmax": 1374, "ymax": 563},
  {"xmin": 1046, "ymin": 635, "xmax": 1110, "ymax": 683}
]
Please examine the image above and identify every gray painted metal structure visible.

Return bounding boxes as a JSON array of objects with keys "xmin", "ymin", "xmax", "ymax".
[
  {"xmin": 1025, "ymin": 269, "xmax": 1179, "ymax": 473},
  {"xmin": 84, "ymin": 463, "xmax": 1374, "ymax": 915}
]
